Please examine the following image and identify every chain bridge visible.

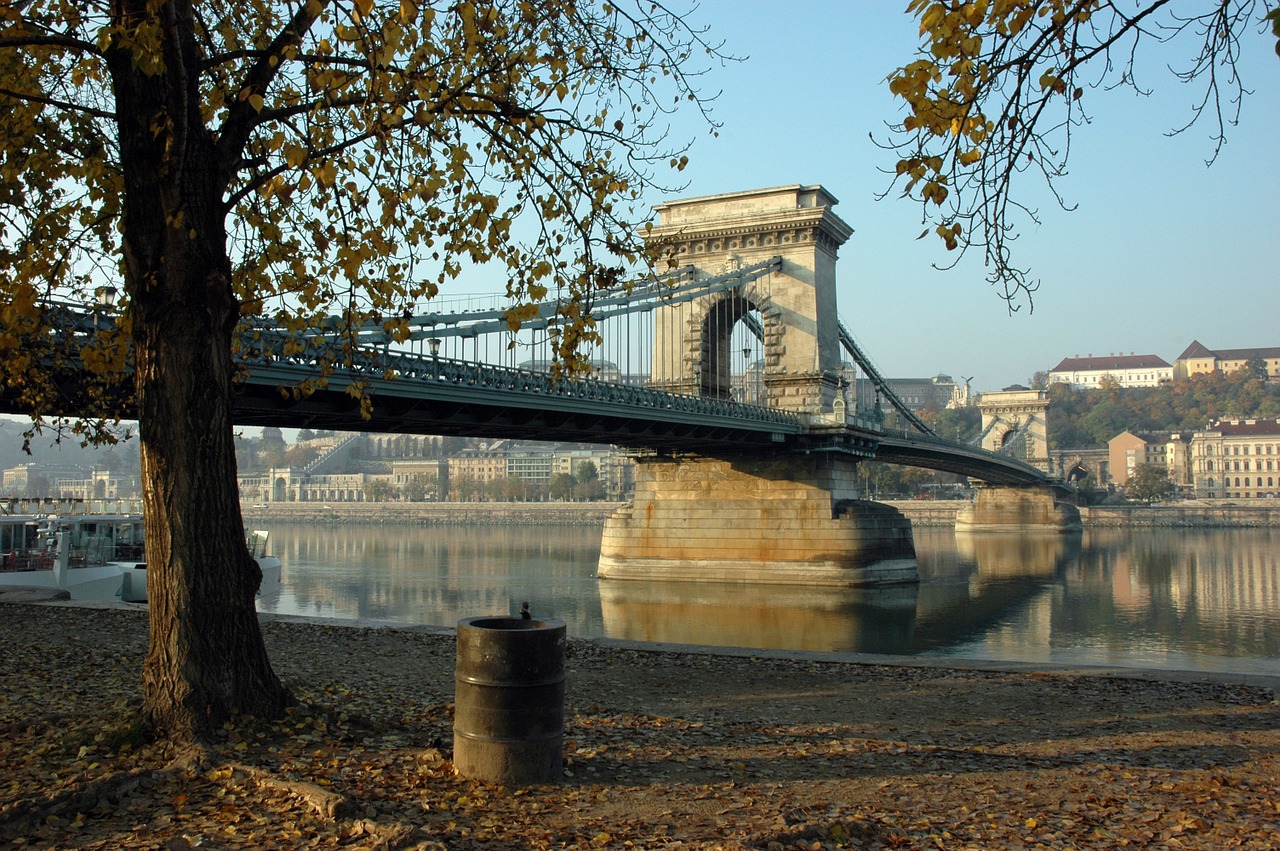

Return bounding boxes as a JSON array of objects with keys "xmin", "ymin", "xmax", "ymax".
[{"xmin": 10, "ymin": 185, "xmax": 1080, "ymax": 585}]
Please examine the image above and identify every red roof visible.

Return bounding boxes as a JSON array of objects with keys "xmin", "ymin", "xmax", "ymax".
[
  {"xmin": 1208, "ymin": 418, "xmax": 1280, "ymax": 437},
  {"xmin": 1176, "ymin": 340, "xmax": 1215, "ymax": 360},
  {"xmin": 1176, "ymin": 341, "xmax": 1280, "ymax": 361},
  {"xmin": 1050, "ymin": 354, "xmax": 1171, "ymax": 373}
]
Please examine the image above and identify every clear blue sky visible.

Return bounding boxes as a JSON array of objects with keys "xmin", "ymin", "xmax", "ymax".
[{"xmin": 619, "ymin": 1, "xmax": 1280, "ymax": 392}]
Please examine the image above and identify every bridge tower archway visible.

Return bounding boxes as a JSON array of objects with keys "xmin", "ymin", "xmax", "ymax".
[
  {"xmin": 644, "ymin": 185, "xmax": 852, "ymax": 415},
  {"xmin": 692, "ymin": 291, "xmax": 772, "ymax": 400}
]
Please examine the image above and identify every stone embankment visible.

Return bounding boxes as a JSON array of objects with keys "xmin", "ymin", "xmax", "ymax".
[
  {"xmin": 1079, "ymin": 503, "xmax": 1280, "ymax": 527},
  {"xmin": 242, "ymin": 499, "xmax": 1280, "ymax": 528},
  {"xmin": 885, "ymin": 499, "xmax": 1280, "ymax": 528},
  {"xmin": 241, "ymin": 501, "xmax": 623, "ymax": 526}
]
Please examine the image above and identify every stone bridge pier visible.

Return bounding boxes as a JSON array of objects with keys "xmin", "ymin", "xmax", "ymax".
[
  {"xmin": 954, "ymin": 486, "xmax": 1082, "ymax": 533},
  {"xmin": 599, "ymin": 454, "xmax": 918, "ymax": 586},
  {"xmin": 598, "ymin": 185, "xmax": 918, "ymax": 586},
  {"xmin": 962, "ymin": 389, "xmax": 1082, "ymax": 532}
]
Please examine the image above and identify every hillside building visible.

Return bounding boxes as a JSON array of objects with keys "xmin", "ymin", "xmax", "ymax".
[
  {"xmin": 1108, "ymin": 431, "xmax": 1191, "ymax": 491},
  {"xmin": 1174, "ymin": 341, "xmax": 1280, "ymax": 381},
  {"xmin": 853, "ymin": 374, "xmax": 969, "ymax": 412},
  {"xmin": 1049, "ymin": 354, "xmax": 1172, "ymax": 389},
  {"xmin": 1190, "ymin": 418, "xmax": 1280, "ymax": 499}
]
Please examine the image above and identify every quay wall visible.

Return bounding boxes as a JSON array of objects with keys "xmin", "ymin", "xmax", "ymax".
[
  {"xmin": 1077, "ymin": 504, "xmax": 1280, "ymax": 528},
  {"xmin": 240, "ymin": 500, "xmax": 1279, "ymax": 528},
  {"xmin": 240, "ymin": 501, "xmax": 622, "ymax": 526},
  {"xmin": 884, "ymin": 500, "xmax": 1280, "ymax": 528}
]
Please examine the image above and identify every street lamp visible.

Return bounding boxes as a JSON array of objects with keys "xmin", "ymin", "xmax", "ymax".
[{"xmin": 94, "ymin": 286, "xmax": 117, "ymax": 308}]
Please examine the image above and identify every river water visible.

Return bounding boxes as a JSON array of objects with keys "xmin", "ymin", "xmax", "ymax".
[{"xmin": 255, "ymin": 523, "xmax": 1280, "ymax": 677}]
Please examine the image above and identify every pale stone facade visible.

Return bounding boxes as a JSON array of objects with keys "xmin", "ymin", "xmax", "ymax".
[
  {"xmin": 644, "ymin": 185, "xmax": 852, "ymax": 416},
  {"xmin": 977, "ymin": 389, "xmax": 1050, "ymax": 473},
  {"xmin": 1174, "ymin": 341, "xmax": 1280, "ymax": 381},
  {"xmin": 1048, "ymin": 354, "xmax": 1172, "ymax": 388},
  {"xmin": 1107, "ymin": 430, "xmax": 1192, "ymax": 490},
  {"xmin": 1190, "ymin": 418, "xmax": 1280, "ymax": 499}
]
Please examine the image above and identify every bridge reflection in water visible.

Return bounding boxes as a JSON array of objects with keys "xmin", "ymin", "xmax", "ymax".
[
  {"xmin": 255, "ymin": 523, "xmax": 1279, "ymax": 673},
  {"xmin": 599, "ymin": 530, "xmax": 1076, "ymax": 655}
]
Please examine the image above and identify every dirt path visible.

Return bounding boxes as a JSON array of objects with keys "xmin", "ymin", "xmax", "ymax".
[{"xmin": 2, "ymin": 602, "xmax": 1277, "ymax": 849}]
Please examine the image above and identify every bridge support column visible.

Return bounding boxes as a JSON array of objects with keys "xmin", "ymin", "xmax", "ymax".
[
  {"xmin": 954, "ymin": 486, "xmax": 1082, "ymax": 533},
  {"xmin": 598, "ymin": 455, "xmax": 918, "ymax": 586}
]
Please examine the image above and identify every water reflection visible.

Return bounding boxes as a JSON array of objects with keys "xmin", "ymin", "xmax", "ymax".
[
  {"xmin": 598, "ymin": 581, "xmax": 919, "ymax": 654},
  {"xmin": 256, "ymin": 521, "xmax": 1280, "ymax": 675},
  {"xmin": 260, "ymin": 524, "xmax": 605, "ymax": 633},
  {"xmin": 910, "ymin": 530, "xmax": 1078, "ymax": 654}
]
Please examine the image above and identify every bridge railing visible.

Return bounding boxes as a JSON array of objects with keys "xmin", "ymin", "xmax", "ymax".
[
  {"xmin": 878, "ymin": 425, "xmax": 1052, "ymax": 480},
  {"xmin": 239, "ymin": 331, "xmax": 806, "ymax": 430}
]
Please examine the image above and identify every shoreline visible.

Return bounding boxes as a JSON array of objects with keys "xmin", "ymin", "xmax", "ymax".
[
  {"xmin": 17, "ymin": 591, "xmax": 1276, "ymax": 694},
  {"xmin": 239, "ymin": 499, "xmax": 1280, "ymax": 528},
  {"xmin": 3, "ymin": 600, "xmax": 1277, "ymax": 849}
]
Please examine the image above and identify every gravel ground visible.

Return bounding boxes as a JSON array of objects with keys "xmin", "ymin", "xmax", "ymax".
[{"xmin": 1, "ymin": 600, "xmax": 1277, "ymax": 849}]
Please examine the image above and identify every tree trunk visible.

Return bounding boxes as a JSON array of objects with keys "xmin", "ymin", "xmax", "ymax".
[
  {"xmin": 132, "ymin": 261, "xmax": 293, "ymax": 738},
  {"xmin": 107, "ymin": 0, "xmax": 291, "ymax": 740}
]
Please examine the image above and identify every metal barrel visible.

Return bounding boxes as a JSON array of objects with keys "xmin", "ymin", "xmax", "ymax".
[{"xmin": 453, "ymin": 615, "xmax": 566, "ymax": 785}]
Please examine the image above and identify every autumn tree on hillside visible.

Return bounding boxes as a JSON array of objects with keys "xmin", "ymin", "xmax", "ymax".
[
  {"xmin": 0, "ymin": 0, "xmax": 723, "ymax": 740},
  {"xmin": 886, "ymin": 1, "xmax": 1279, "ymax": 309},
  {"xmin": 1127, "ymin": 462, "xmax": 1176, "ymax": 503}
]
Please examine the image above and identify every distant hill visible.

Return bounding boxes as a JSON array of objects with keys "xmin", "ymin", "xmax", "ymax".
[{"xmin": 0, "ymin": 416, "xmax": 141, "ymax": 472}]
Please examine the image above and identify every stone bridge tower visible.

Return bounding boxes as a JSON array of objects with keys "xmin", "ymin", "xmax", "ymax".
[
  {"xmin": 644, "ymin": 185, "xmax": 851, "ymax": 415},
  {"xmin": 600, "ymin": 185, "xmax": 919, "ymax": 588},
  {"xmin": 977, "ymin": 388, "xmax": 1051, "ymax": 474}
]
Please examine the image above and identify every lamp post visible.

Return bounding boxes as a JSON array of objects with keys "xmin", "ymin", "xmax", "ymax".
[{"xmin": 90, "ymin": 286, "xmax": 117, "ymax": 334}]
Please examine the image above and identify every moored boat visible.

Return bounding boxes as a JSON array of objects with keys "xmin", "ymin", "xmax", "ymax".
[{"xmin": 1, "ymin": 511, "xmax": 281, "ymax": 603}]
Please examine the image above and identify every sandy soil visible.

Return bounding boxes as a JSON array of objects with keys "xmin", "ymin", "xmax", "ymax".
[{"xmin": 1, "ymin": 601, "xmax": 1277, "ymax": 849}]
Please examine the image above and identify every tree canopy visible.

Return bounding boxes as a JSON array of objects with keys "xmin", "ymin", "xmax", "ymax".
[
  {"xmin": 1127, "ymin": 461, "xmax": 1176, "ymax": 502},
  {"xmin": 1048, "ymin": 369, "xmax": 1280, "ymax": 448},
  {"xmin": 886, "ymin": 0, "xmax": 1279, "ymax": 309},
  {"xmin": 2, "ymin": 0, "xmax": 723, "ymax": 416},
  {"xmin": 0, "ymin": 0, "xmax": 723, "ymax": 739}
]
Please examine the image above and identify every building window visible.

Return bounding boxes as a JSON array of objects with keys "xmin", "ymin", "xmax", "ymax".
[{"xmin": 1205, "ymin": 460, "xmax": 1214, "ymax": 471}]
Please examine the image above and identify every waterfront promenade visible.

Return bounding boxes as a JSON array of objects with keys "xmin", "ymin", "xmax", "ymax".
[{"xmin": 1, "ymin": 600, "xmax": 1276, "ymax": 848}]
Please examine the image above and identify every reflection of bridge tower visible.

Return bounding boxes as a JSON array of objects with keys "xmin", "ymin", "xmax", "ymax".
[
  {"xmin": 977, "ymin": 389, "xmax": 1050, "ymax": 474},
  {"xmin": 645, "ymin": 185, "xmax": 849, "ymax": 414}
]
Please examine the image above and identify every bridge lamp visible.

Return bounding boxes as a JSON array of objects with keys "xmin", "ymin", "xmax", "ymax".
[
  {"xmin": 95, "ymin": 286, "xmax": 117, "ymax": 308},
  {"xmin": 428, "ymin": 337, "xmax": 441, "ymax": 357}
]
